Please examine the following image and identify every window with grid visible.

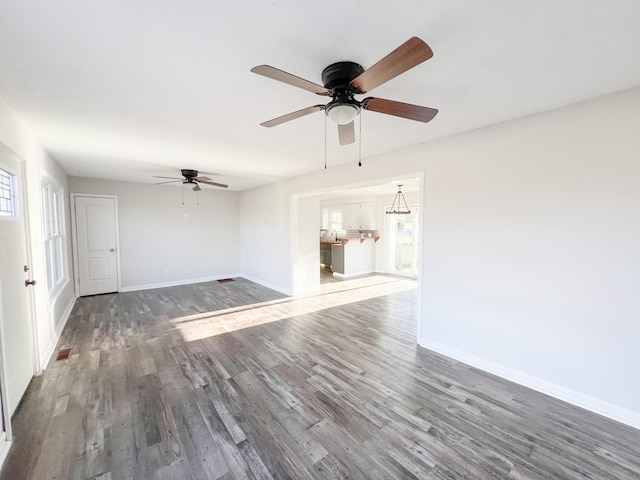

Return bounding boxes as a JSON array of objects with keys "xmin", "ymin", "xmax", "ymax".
[
  {"xmin": 329, "ymin": 208, "xmax": 343, "ymax": 234},
  {"xmin": 42, "ymin": 182, "xmax": 65, "ymax": 294},
  {"xmin": 0, "ymin": 167, "xmax": 17, "ymax": 217}
]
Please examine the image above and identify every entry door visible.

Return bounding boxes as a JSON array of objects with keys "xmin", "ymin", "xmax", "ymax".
[
  {"xmin": 0, "ymin": 147, "xmax": 36, "ymax": 418},
  {"xmin": 74, "ymin": 195, "xmax": 119, "ymax": 296}
]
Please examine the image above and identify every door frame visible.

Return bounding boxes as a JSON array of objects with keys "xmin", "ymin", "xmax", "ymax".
[
  {"xmin": 0, "ymin": 277, "xmax": 14, "ymax": 466},
  {"xmin": 291, "ymin": 172, "xmax": 425, "ymax": 343},
  {"xmin": 70, "ymin": 193, "xmax": 122, "ymax": 297}
]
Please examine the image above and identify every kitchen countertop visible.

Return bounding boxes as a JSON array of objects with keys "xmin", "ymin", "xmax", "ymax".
[{"xmin": 320, "ymin": 237, "xmax": 379, "ymax": 245}]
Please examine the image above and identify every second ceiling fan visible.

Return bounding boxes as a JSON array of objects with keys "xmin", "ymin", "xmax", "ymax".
[
  {"xmin": 154, "ymin": 169, "xmax": 228, "ymax": 191},
  {"xmin": 251, "ymin": 37, "xmax": 438, "ymax": 146}
]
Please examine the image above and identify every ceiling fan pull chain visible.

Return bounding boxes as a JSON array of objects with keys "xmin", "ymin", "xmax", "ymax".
[
  {"xmin": 182, "ymin": 185, "xmax": 185, "ymax": 205},
  {"xmin": 358, "ymin": 114, "xmax": 362, "ymax": 167},
  {"xmin": 324, "ymin": 113, "xmax": 327, "ymax": 170}
]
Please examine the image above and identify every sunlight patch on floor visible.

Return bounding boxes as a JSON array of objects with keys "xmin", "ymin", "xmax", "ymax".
[{"xmin": 172, "ymin": 275, "xmax": 416, "ymax": 342}]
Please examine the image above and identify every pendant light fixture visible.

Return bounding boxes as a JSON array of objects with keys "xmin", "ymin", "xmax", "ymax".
[{"xmin": 386, "ymin": 184, "xmax": 411, "ymax": 215}]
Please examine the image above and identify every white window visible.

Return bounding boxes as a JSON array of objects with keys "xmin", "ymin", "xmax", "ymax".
[
  {"xmin": 42, "ymin": 182, "xmax": 65, "ymax": 294},
  {"xmin": 329, "ymin": 208, "xmax": 343, "ymax": 234},
  {"xmin": 0, "ymin": 167, "xmax": 17, "ymax": 217}
]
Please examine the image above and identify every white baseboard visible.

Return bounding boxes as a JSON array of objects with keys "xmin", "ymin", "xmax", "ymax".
[
  {"xmin": 40, "ymin": 295, "xmax": 77, "ymax": 371},
  {"xmin": 119, "ymin": 273, "xmax": 243, "ymax": 293},
  {"xmin": 332, "ymin": 269, "xmax": 375, "ymax": 279},
  {"xmin": 0, "ymin": 432, "xmax": 10, "ymax": 472},
  {"xmin": 239, "ymin": 274, "xmax": 292, "ymax": 296},
  {"xmin": 419, "ymin": 338, "xmax": 640, "ymax": 430}
]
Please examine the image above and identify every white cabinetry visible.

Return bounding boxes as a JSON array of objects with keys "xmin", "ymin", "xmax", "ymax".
[
  {"xmin": 320, "ymin": 207, "xmax": 329, "ymax": 230},
  {"xmin": 341, "ymin": 206, "xmax": 351, "ymax": 231},
  {"xmin": 344, "ymin": 203, "xmax": 376, "ymax": 229},
  {"xmin": 360, "ymin": 203, "xmax": 374, "ymax": 229},
  {"xmin": 334, "ymin": 238, "xmax": 375, "ymax": 277},
  {"xmin": 320, "ymin": 202, "xmax": 377, "ymax": 231},
  {"xmin": 349, "ymin": 204, "xmax": 361, "ymax": 229}
]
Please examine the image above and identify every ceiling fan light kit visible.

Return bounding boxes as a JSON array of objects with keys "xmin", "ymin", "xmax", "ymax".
[
  {"xmin": 325, "ymin": 103, "xmax": 360, "ymax": 125},
  {"xmin": 251, "ymin": 37, "xmax": 438, "ymax": 148}
]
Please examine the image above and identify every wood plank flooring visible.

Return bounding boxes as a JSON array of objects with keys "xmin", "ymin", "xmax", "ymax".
[{"xmin": 2, "ymin": 276, "xmax": 639, "ymax": 479}]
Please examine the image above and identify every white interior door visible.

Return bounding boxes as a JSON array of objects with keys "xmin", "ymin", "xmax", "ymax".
[
  {"xmin": 0, "ymin": 147, "xmax": 36, "ymax": 418},
  {"xmin": 74, "ymin": 195, "xmax": 119, "ymax": 296}
]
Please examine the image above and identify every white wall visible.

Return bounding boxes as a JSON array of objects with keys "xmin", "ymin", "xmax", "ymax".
[
  {"xmin": 0, "ymin": 94, "xmax": 75, "ymax": 399},
  {"xmin": 293, "ymin": 195, "xmax": 320, "ymax": 294},
  {"xmin": 239, "ymin": 181, "xmax": 293, "ymax": 294},
  {"xmin": 239, "ymin": 86, "xmax": 640, "ymax": 428},
  {"xmin": 419, "ymin": 87, "xmax": 640, "ymax": 426},
  {"xmin": 69, "ymin": 177, "xmax": 241, "ymax": 290}
]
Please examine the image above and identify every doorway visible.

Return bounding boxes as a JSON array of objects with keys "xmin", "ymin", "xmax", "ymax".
[
  {"xmin": 71, "ymin": 194, "xmax": 120, "ymax": 296},
  {"xmin": 292, "ymin": 175, "xmax": 424, "ymax": 345}
]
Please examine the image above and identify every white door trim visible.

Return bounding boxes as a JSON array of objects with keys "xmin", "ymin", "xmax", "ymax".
[
  {"xmin": 0, "ymin": 279, "xmax": 13, "ymax": 468},
  {"xmin": 70, "ymin": 193, "xmax": 122, "ymax": 297},
  {"xmin": 20, "ymin": 160, "xmax": 42, "ymax": 374}
]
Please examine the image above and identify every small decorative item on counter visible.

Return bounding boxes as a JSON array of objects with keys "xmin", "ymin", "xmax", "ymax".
[{"xmin": 359, "ymin": 229, "xmax": 363, "ymax": 238}]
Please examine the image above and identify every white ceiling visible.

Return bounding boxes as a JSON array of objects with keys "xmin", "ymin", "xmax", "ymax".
[
  {"xmin": 317, "ymin": 177, "xmax": 421, "ymax": 201},
  {"xmin": 0, "ymin": 1, "xmax": 639, "ymax": 191}
]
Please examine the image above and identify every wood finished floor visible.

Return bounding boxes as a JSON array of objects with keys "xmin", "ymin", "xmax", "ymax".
[{"xmin": 2, "ymin": 276, "xmax": 639, "ymax": 479}]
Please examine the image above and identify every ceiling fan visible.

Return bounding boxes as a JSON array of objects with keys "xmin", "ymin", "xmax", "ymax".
[
  {"xmin": 251, "ymin": 37, "xmax": 438, "ymax": 146},
  {"xmin": 153, "ymin": 169, "xmax": 228, "ymax": 191}
]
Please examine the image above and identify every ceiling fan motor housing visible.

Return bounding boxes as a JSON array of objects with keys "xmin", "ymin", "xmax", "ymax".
[
  {"xmin": 181, "ymin": 169, "xmax": 198, "ymax": 183},
  {"xmin": 322, "ymin": 61, "xmax": 364, "ymax": 124},
  {"xmin": 321, "ymin": 61, "xmax": 364, "ymax": 90}
]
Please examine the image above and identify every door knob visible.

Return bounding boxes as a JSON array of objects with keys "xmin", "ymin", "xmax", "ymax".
[
  {"xmin": 24, "ymin": 265, "xmax": 30, "ymax": 272},
  {"xmin": 25, "ymin": 279, "xmax": 37, "ymax": 287},
  {"xmin": 110, "ymin": 248, "xmax": 115, "ymax": 252}
]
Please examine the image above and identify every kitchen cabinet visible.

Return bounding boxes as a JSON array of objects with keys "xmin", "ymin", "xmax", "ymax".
[
  {"xmin": 331, "ymin": 243, "xmax": 344, "ymax": 273},
  {"xmin": 344, "ymin": 203, "xmax": 376, "ymax": 229},
  {"xmin": 360, "ymin": 203, "xmax": 374, "ymax": 229},
  {"xmin": 332, "ymin": 238, "xmax": 374, "ymax": 277},
  {"xmin": 340, "ymin": 206, "xmax": 351, "ymax": 231},
  {"xmin": 320, "ymin": 242, "xmax": 332, "ymax": 266},
  {"xmin": 320, "ymin": 207, "xmax": 329, "ymax": 230},
  {"xmin": 320, "ymin": 202, "xmax": 377, "ymax": 231},
  {"xmin": 349, "ymin": 204, "xmax": 361, "ymax": 229}
]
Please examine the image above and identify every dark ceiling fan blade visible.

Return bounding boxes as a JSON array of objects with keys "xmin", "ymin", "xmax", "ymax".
[
  {"xmin": 251, "ymin": 65, "xmax": 331, "ymax": 95},
  {"xmin": 193, "ymin": 183, "xmax": 201, "ymax": 192},
  {"xmin": 362, "ymin": 97, "xmax": 438, "ymax": 123},
  {"xmin": 350, "ymin": 37, "xmax": 433, "ymax": 94},
  {"xmin": 153, "ymin": 176, "xmax": 182, "ymax": 180},
  {"xmin": 260, "ymin": 105, "xmax": 324, "ymax": 127},
  {"xmin": 198, "ymin": 179, "xmax": 229, "ymax": 188},
  {"xmin": 154, "ymin": 180, "xmax": 183, "ymax": 185},
  {"xmin": 338, "ymin": 122, "xmax": 355, "ymax": 145},
  {"xmin": 193, "ymin": 176, "xmax": 212, "ymax": 182}
]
